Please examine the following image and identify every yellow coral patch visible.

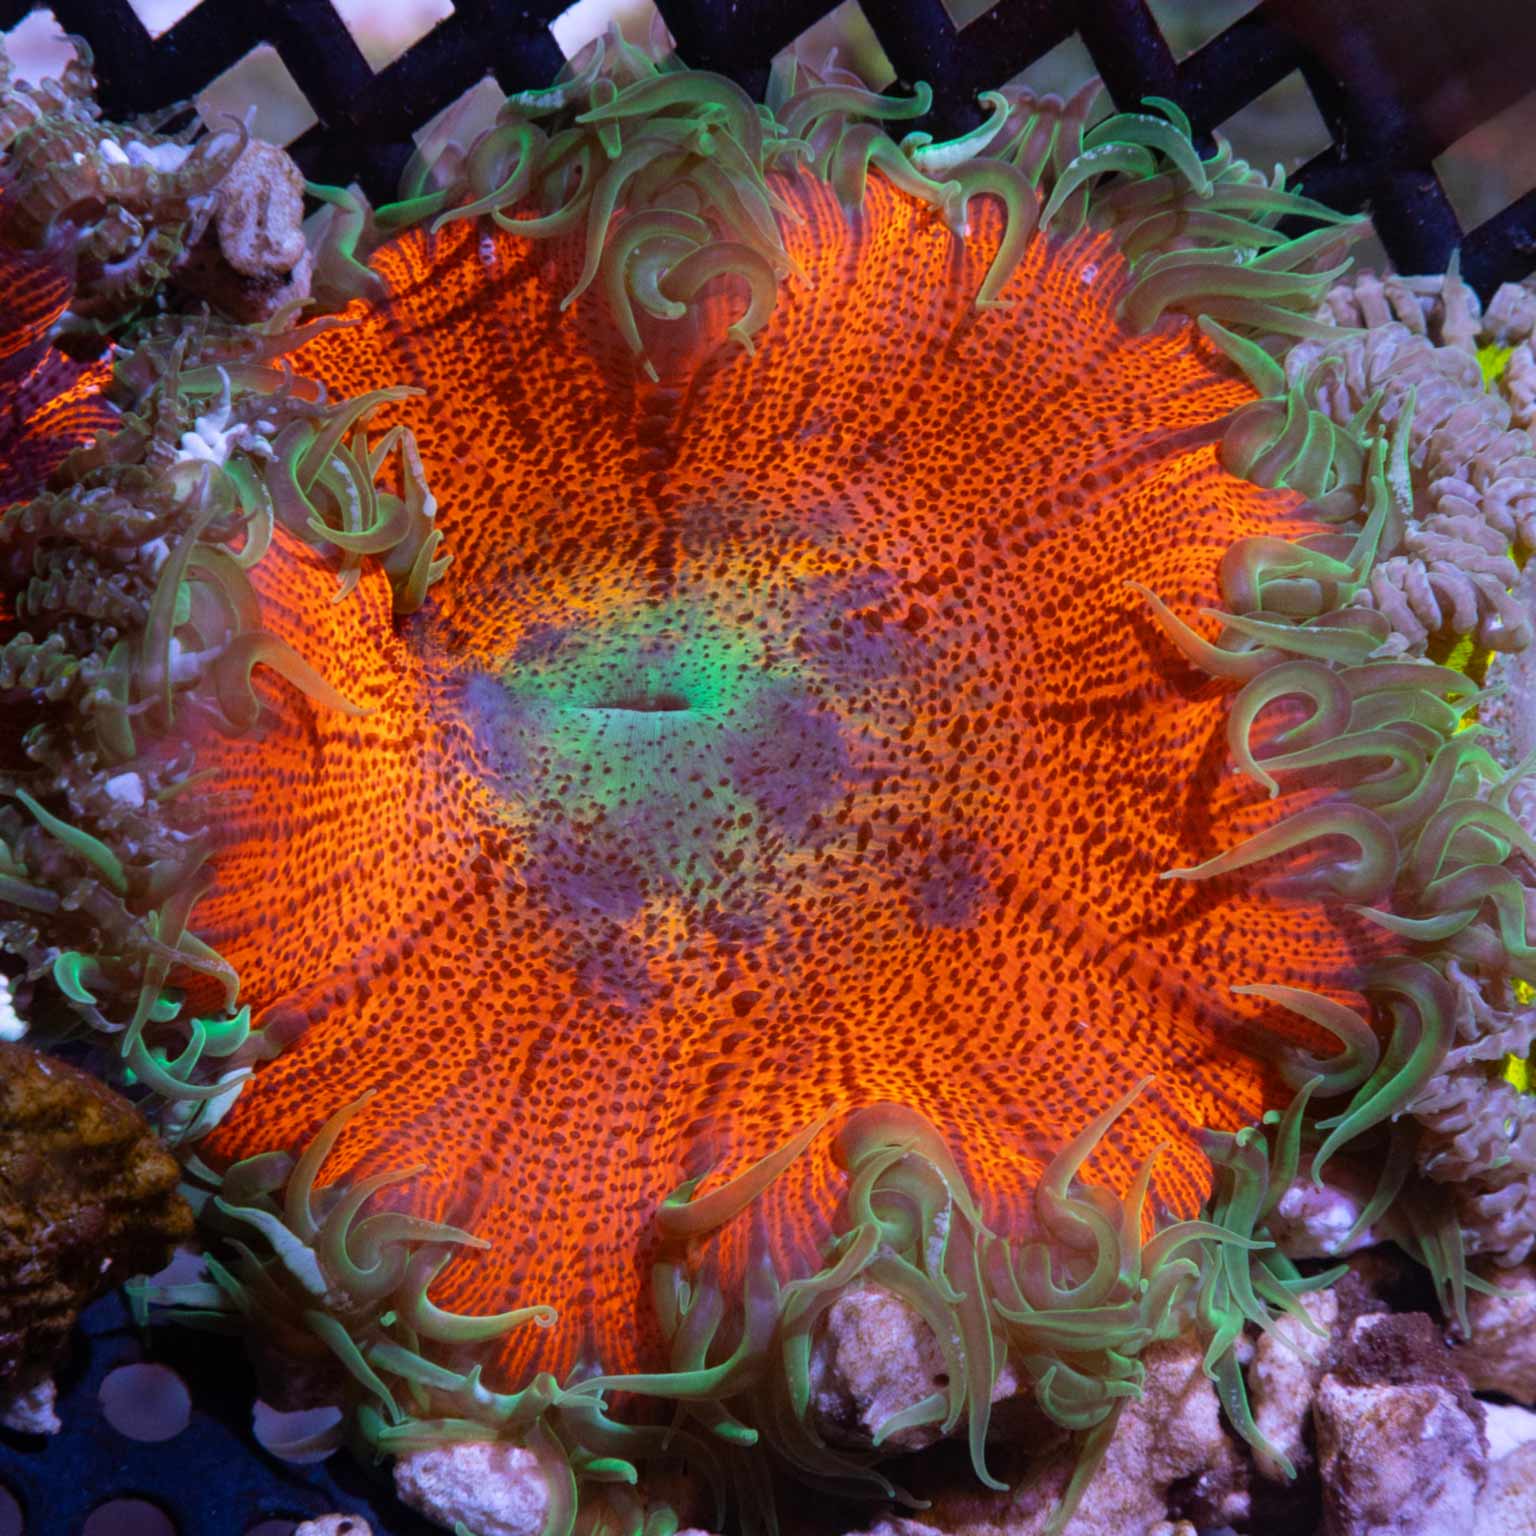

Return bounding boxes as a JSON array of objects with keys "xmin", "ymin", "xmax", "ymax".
[{"xmin": 1478, "ymin": 341, "xmax": 1515, "ymax": 388}]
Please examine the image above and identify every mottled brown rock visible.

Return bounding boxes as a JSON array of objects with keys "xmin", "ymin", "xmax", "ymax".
[
  {"xmin": 174, "ymin": 138, "xmax": 312, "ymax": 323},
  {"xmin": 0, "ymin": 1041, "xmax": 192, "ymax": 1389},
  {"xmin": 1333, "ymin": 1310, "xmax": 1483, "ymax": 1404},
  {"xmin": 1313, "ymin": 1312, "xmax": 1489, "ymax": 1536},
  {"xmin": 1315, "ymin": 1377, "xmax": 1486, "ymax": 1536}
]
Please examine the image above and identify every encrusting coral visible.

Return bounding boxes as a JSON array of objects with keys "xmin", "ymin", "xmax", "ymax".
[
  {"xmin": 2, "ymin": 29, "xmax": 1534, "ymax": 1536},
  {"xmin": 0, "ymin": 1039, "xmax": 193, "ymax": 1425}
]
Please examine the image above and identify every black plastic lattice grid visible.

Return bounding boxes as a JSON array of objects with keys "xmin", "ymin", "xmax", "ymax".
[
  {"xmin": 0, "ymin": 0, "xmax": 1534, "ymax": 295},
  {"xmin": 2, "ymin": 3, "xmax": 1536, "ymax": 1536}
]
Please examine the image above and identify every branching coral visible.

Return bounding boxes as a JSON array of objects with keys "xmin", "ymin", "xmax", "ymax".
[{"xmin": 5, "ymin": 33, "xmax": 1536, "ymax": 1536}]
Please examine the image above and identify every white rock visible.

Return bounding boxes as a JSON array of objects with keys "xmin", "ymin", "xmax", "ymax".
[
  {"xmin": 811, "ymin": 1283, "xmax": 968, "ymax": 1450},
  {"xmin": 1475, "ymin": 1440, "xmax": 1536, "ymax": 1536},
  {"xmin": 1484, "ymin": 1402, "xmax": 1536, "ymax": 1464},
  {"xmin": 1457, "ymin": 1263, "xmax": 1536, "ymax": 1403},
  {"xmin": 1315, "ymin": 1375, "xmax": 1487, "ymax": 1536},
  {"xmin": 293, "ymin": 1518, "xmax": 371, "ymax": 1536},
  {"xmin": 394, "ymin": 1441, "xmax": 550, "ymax": 1536},
  {"xmin": 882, "ymin": 1328, "xmax": 1249, "ymax": 1536},
  {"xmin": 811, "ymin": 1281, "xmax": 1024, "ymax": 1452},
  {"xmin": 1246, "ymin": 1286, "xmax": 1339, "ymax": 1480},
  {"xmin": 1269, "ymin": 1159, "xmax": 1381, "ymax": 1259}
]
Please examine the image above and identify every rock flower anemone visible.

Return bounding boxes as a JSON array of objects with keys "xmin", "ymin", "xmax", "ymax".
[{"xmin": 3, "ymin": 37, "xmax": 1535, "ymax": 1536}]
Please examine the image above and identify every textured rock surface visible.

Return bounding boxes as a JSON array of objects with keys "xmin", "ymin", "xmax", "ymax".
[
  {"xmin": 0, "ymin": 1372, "xmax": 57, "ymax": 1434},
  {"xmin": 811, "ymin": 1282, "xmax": 1018, "ymax": 1451},
  {"xmin": 293, "ymin": 1518, "xmax": 373, "ymax": 1536},
  {"xmin": 174, "ymin": 137, "xmax": 312, "ymax": 321},
  {"xmin": 820, "ymin": 1276, "xmax": 1536, "ymax": 1536},
  {"xmin": 883, "ymin": 1328, "xmax": 1247, "ymax": 1536},
  {"xmin": 395, "ymin": 1441, "xmax": 550, "ymax": 1536},
  {"xmin": 0, "ymin": 1041, "xmax": 191, "ymax": 1392},
  {"xmin": 1247, "ymin": 1286, "xmax": 1340, "ymax": 1481},
  {"xmin": 1456, "ymin": 1261, "xmax": 1536, "ymax": 1402},
  {"xmin": 1314, "ymin": 1312, "xmax": 1489, "ymax": 1536},
  {"xmin": 1316, "ymin": 1377, "xmax": 1486, "ymax": 1536},
  {"xmin": 1476, "ymin": 1439, "xmax": 1536, "ymax": 1536}
]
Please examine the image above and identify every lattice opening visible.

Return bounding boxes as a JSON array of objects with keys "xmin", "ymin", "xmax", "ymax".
[
  {"xmin": 195, "ymin": 43, "xmax": 318, "ymax": 148},
  {"xmin": 331, "ymin": 0, "xmax": 455, "ymax": 73},
  {"xmin": 1004, "ymin": 31, "xmax": 1102, "ymax": 109},
  {"xmin": 941, "ymin": 0, "xmax": 1002, "ymax": 29},
  {"xmin": 125, "ymin": 0, "xmax": 200, "ymax": 39},
  {"xmin": 1146, "ymin": 0, "xmax": 1259, "ymax": 60},
  {"xmin": 1215, "ymin": 67, "xmax": 1332, "ymax": 174},
  {"xmin": 410, "ymin": 73, "xmax": 507, "ymax": 167},
  {"xmin": 1435, "ymin": 86, "xmax": 1536, "ymax": 235},
  {"xmin": 2, "ymin": 6, "xmax": 72, "ymax": 84},
  {"xmin": 551, "ymin": 0, "xmax": 670, "ymax": 59},
  {"xmin": 81, "ymin": 1500, "xmax": 177, "ymax": 1536},
  {"xmin": 783, "ymin": 0, "xmax": 896, "ymax": 89}
]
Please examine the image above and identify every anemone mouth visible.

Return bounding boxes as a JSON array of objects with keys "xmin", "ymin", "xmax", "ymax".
[{"xmin": 589, "ymin": 689, "xmax": 692, "ymax": 713}]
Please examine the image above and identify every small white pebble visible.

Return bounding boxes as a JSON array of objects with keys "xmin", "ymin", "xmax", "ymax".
[
  {"xmin": 98, "ymin": 138, "xmax": 129, "ymax": 165},
  {"xmin": 0, "ymin": 979, "xmax": 26, "ymax": 1042},
  {"xmin": 126, "ymin": 139, "xmax": 191, "ymax": 173},
  {"xmin": 103, "ymin": 771, "xmax": 145, "ymax": 807}
]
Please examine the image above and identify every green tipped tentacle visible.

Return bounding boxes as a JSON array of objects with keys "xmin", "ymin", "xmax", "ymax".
[
  {"xmin": 1225, "ymin": 659, "xmax": 1354, "ymax": 796},
  {"xmin": 656, "ymin": 240, "xmax": 779, "ymax": 356},
  {"xmin": 945, "ymin": 159, "xmax": 1041, "ymax": 309},
  {"xmin": 1081, "ymin": 104, "xmax": 1211, "ymax": 198},
  {"xmin": 901, "ymin": 90, "xmax": 1012, "ymax": 174},
  {"xmin": 1234, "ymin": 983, "xmax": 1381, "ymax": 1098},
  {"xmin": 1163, "ymin": 801, "xmax": 1398, "ymax": 904}
]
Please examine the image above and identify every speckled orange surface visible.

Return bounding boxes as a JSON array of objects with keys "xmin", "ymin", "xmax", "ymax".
[
  {"xmin": 196, "ymin": 176, "xmax": 1386, "ymax": 1382},
  {"xmin": 0, "ymin": 228, "xmax": 114, "ymax": 506}
]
